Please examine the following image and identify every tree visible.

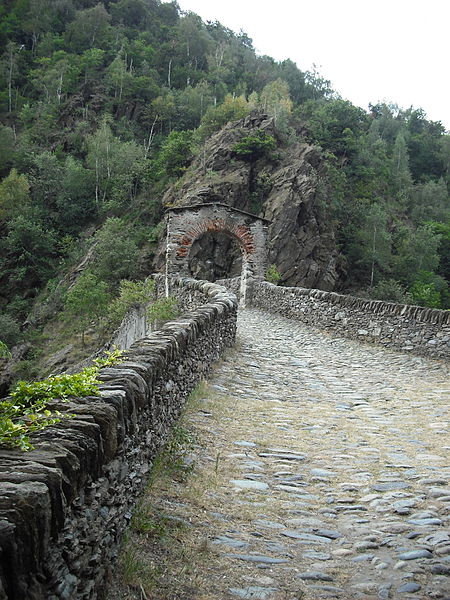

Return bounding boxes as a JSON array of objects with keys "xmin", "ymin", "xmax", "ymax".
[
  {"xmin": 153, "ymin": 130, "xmax": 194, "ymax": 179},
  {"xmin": 0, "ymin": 211, "xmax": 58, "ymax": 302},
  {"xmin": 65, "ymin": 3, "xmax": 112, "ymax": 52},
  {"xmin": 410, "ymin": 179, "xmax": 449, "ymax": 224},
  {"xmin": 0, "ymin": 126, "xmax": 15, "ymax": 176},
  {"xmin": 91, "ymin": 217, "xmax": 140, "ymax": 287},
  {"xmin": 56, "ymin": 156, "xmax": 96, "ymax": 231},
  {"xmin": 232, "ymin": 130, "xmax": 276, "ymax": 162},
  {"xmin": 0, "ymin": 169, "xmax": 31, "ymax": 221},
  {"xmin": 395, "ymin": 224, "xmax": 441, "ymax": 286},
  {"xmin": 0, "ymin": 341, "xmax": 11, "ymax": 359},
  {"xmin": 391, "ymin": 131, "xmax": 412, "ymax": 192},
  {"xmin": 197, "ymin": 93, "xmax": 250, "ymax": 139},
  {"xmin": 358, "ymin": 203, "xmax": 392, "ymax": 287},
  {"xmin": 86, "ymin": 117, "xmax": 145, "ymax": 208},
  {"xmin": 64, "ymin": 272, "xmax": 110, "ymax": 345},
  {"xmin": 408, "ymin": 271, "xmax": 448, "ymax": 308},
  {"xmin": 260, "ymin": 78, "xmax": 293, "ymax": 131},
  {"xmin": 299, "ymin": 99, "xmax": 368, "ymax": 158}
]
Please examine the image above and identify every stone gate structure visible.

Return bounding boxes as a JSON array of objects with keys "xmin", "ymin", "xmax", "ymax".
[{"xmin": 164, "ymin": 203, "xmax": 270, "ymax": 306}]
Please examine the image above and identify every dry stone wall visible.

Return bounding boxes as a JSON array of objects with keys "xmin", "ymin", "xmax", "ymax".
[
  {"xmin": 0, "ymin": 277, "xmax": 237, "ymax": 600},
  {"xmin": 250, "ymin": 280, "xmax": 450, "ymax": 359}
]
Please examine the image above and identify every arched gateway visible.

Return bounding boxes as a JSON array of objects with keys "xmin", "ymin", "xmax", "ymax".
[{"xmin": 165, "ymin": 203, "xmax": 270, "ymax": 306}]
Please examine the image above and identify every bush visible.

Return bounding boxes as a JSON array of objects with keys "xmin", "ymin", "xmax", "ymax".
[
  {"xmin": 0, "ymin": 314, "xmax": 22, "ymax": 348},
  {"xmin": 109, "ymin": 278, "xmax": 155, "ymax": 329},
  {"xmin": 265, "ymin": 264, "xmax": 281, "ymax": 285},
  {"xmin": 147, "ymin": 297, "xmax": 179, "ymax": 330},
  {"xmin": 232, "ymin": 130, "xmax": 277, "ymax": 162},
  {"xmin": 0, "ymin": 341, "xmax": 11, "ymax": 359},
  {"xmin": 0, "ymin": 349, "xmax": 122, "ymax": 451},
  {"xmin": 91, "ymin": 217, "xmax": 140, "ymax": 286},
  {"xmin": 368, "ymin": 279, "xmax": 409, "ymax": 304}
]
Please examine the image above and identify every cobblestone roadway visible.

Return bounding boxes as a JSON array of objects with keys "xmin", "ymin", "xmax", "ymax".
[{"xmin": 134, "ymin": 309, "xmax": 450, "ymax": 600}]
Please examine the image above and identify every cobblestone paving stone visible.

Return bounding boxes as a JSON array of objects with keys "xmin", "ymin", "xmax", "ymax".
[{"xmin": 135, "ymin": 309, "xmax": 450, "ymax": 600}]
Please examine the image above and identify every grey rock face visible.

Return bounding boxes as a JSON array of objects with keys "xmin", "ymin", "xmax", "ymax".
[{"xmin": 157, "ymin": 111, "xmax": 342, "ymax": 290}]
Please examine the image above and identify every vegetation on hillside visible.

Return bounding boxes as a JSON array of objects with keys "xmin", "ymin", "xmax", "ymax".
[{"xmin": 0, "ymin": 0, "xmax": 448, "ymax": 367}]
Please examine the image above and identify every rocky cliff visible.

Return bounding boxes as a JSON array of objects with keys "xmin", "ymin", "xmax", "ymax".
[{"xmin": 158, "ymin": 111, "xmax": 343, "ymax": 290}]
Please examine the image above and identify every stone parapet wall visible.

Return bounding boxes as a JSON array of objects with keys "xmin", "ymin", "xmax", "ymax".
[
  {"xmin": 212, "ymin": 276, "xmax": 241, "ymax": 297},
  {"xmin": 0, "ymin": 277, "xmax": 237, "ymax": 600},
  {"xmin": 250, "ymin": 280, "xmax": 450, "ymax": 359}
]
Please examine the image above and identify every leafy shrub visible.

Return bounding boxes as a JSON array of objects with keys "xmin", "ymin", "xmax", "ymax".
[
  {"xmin": 0, "ymin": 349, "xmax": 123, "ymax": 451},
  {"xmin": 197, "ymin": 94, "xmax": 251, "ymax": 140},
  {"xmin": 232, "ymin": 130, "xmax": 277, "ymax": 162},
  {"xmin": 147, "ymin": 297, "xmax": 179, "ymax": 330},
  {"xmin": 368, "ymin": 279, "xmax": 409, "ymax": 304},
  {"xmin": 109, "ymin": 278, "xmax": 155, "ymax": 329},
  {"xmin": 0, "ymin": 314, "xmax": 21, "ymax": 347},
  {"xmin": 409, "ymin": 272, "xmax": 441, "ymax": 308},
  {"xmin": 64, "ymin": 271, "xmax": 110, "ymax": 344},
  {"xmin": 265, "ymin": 264, "xmax": 281, "ymax": 285},
  {"xmin": 153, "ymin": 130, "xmax": 194, "ymax": 179},
  {"xmin": 91, "ymin": 217, "xmax": 140, "ymax": 286},
  {"xmin": 0, "ymin": 341, "xmax": 11, "ymax": 359}
]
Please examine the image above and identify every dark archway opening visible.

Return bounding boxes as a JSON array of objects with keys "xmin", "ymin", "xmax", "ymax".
[{"xmin": 188, "ymin": 231, "xmax": 243, "ymax": 282}]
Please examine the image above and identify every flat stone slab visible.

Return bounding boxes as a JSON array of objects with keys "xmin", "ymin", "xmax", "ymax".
[
  {"xmin": 397, "ymin": 549, "xmax": 433, "ymax": 560},
  {"xmin": 258, "ymin": 452, "xmax": 306, "ymax": 461},
  {"xmin": 225, "ymin": 554, "xmax": 289, "ymax": 564},
  {"xmin": 228, "ymin": 587, "xmax": 279, "ymax": 599},
  {"xmin": 371, "ymin": 481, "xmax": 410, "ymax": 491},
  {"xmin": 281, "ymin": 531, "xmax": 332, "ymax": 544},
  {"xmin": 230, "ymin": 480, "xmax": 269, "ymax": 490},
  {"xmin": 297, "ymin": 571, "xmax": 333, "ymax": 581}
]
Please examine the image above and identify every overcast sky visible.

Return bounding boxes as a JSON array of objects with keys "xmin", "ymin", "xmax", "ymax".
[{"xmin": 175, "ymin": 0, "xmax": 450, "ymax": 131}]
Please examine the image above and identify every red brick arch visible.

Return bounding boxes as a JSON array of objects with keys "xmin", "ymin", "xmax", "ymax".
[
  {"xmin": 165, "ymin": 205, "xmax": 269, "ymax": 306},
  {"xmin": 176, "ymin": 217, "xmax": 255, "ymax": 259}
]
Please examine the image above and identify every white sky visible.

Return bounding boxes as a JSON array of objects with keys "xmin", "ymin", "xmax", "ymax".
[{"xmin": 175, "ymin": 0, "xmax": 450, "ymax": 131}]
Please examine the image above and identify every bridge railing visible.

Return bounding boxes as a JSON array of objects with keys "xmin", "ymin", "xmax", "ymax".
[{"xmin": 248, "ymin": 279, "xmax": 449, "ymax": 359}]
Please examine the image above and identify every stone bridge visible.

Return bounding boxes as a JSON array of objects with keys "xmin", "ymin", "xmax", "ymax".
[{"xmin": 0, "ymin": 267, "xmax": 449, "ymax": 598}]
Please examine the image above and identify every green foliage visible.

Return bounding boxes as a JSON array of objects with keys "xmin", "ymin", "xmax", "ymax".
[
  {"xmin": 0, "ymin": 341, "xmax": 11, "ymax": 359},
  {"xmin": 10, "ymin": 369, "xmax": 99, "ymax": 407},
  {"xmin": 409, "ymin": 273, "xmax": 442, "ymax": 308},
  {"xmin": 0, "ymin": 168, "xmax": 30, "ymax": 221},
  {"xmin": 64, "ymin": 272, "xmax": 110, "ymax": 344},
  {"xmin": 109, "ymin": 278, "xmax": 155, "ymax": 328},
  {"xmin": 299, "ymin": 99, "xmax": 369, "ymax": 157},
  {"xmin": 249, "ymin": 171, "xmax": 273, "ymax": 213},
  {"xmin": 408, "ymin": 271, "xmax": 449, "ymax": 309},
  {"xmin": 147, "ymin": 297, "xmax": 179, "ymax": 328},
  {"xmin": 0, "ymin": 0, "xmax": 448, "ymax": 320},
  {"xmin": 368, "ymin": 279, "xmax": 409, "ymax": 304},
  {"xmin": 0, "ymin": 314, "xmax": 21, "ymax": 347},
  {"xmin": 265, "ymin": 264, "xmax": 281, "ymax": 285},
  {"xmin": 394, "ymin": 224, "xmax": 441, "ymax": 286},
  {"xmin": 260, "ymin": 78, "xmax": 293, "ymax": 132},
  {"xmin": 232, "ymin": 130, "xmax": 277, "ymax": 162},
  {"xmin": 92, "ymin": 347, "xmax": 124, "ymax": 369},
  {"xmin": 197, "ymin": 94, "xmax": 251, "ymax": 140},
  {"xmin": 91, "ymin": 217, "xmax": 140, "ymax": 286},
  {"xmin": 0, "ymin": 348, "xmax": 123, "ymax": 451},
  {"xmin": 357, "ymin": 203, "xmax": 392, "ymax": 287},
  {"xmin": 152, "ymin": 130, "xmax": 194, "ymax": 180}
]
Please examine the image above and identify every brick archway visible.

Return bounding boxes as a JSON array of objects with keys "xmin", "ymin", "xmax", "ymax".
[{"xmin": 165, "ymin": 203, "xmax": 270, "ymax": 306}]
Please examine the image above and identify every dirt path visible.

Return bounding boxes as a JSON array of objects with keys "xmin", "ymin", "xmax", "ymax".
[{"xmin": 111, "ymin": 309, "xmax": 450, "ymax": 600}]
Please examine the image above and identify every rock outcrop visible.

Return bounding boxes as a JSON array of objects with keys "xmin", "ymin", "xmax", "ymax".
[{"xmin": 159, "ymin": 111, "xmax": 343, "ymax": 290}]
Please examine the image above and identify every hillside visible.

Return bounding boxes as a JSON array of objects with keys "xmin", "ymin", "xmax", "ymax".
[{"xmin": 0, "ymin": 0, "xmax": 449, "ymax": 379}]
